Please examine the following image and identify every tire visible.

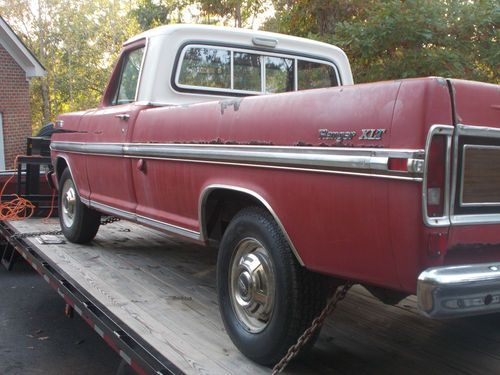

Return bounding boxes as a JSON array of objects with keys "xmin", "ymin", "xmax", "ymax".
[
  {"xmin": 58, "ymin": 168, "xmax": 101, "ymax": 243},
  {"xmin": 36, "ymin": 122, "xmax": 55, "ymax": 138},
  {"xmin": 217, "ymin": 207, "xmax": 331, "ymax": 366}
]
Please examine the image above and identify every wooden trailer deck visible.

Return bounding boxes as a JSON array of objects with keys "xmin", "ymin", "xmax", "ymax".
[{"xmin": 8, "ymin": 219, "xmax": 500, "ymax": 374}]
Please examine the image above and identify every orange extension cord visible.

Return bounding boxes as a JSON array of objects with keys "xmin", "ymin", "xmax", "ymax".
[{"xmin": 0, "ymin": 155, "xmax": 56, "ymax": 222}]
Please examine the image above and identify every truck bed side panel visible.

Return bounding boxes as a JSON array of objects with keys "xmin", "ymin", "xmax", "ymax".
[{"xmin": 132, "ymin": 82, "xmax": 403, "ymax": 288}]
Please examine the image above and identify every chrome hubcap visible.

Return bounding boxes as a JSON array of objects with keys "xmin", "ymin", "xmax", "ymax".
[
  {"xmin": 230, "ymin": 238, "xmax": 275, "ymax": 333},
  {"xmin": 61, "ymin": 179, "xmax": 76, "ymax": 228}
]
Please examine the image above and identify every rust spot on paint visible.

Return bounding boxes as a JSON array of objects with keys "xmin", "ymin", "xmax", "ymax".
[
  {"xmin": 171, "ymin": 139, "xmax": 273, "ymax": 146},
  {"xmin": 295, "ymin": 141, "xmax": 313, "ymax": 147},
  {"xmin": 248, "ymin": 140, "xmax": 273, "ymax": 146},
  {"xmin": 220, "ymin": 99, "xmax": 242, "ymax": 114}
]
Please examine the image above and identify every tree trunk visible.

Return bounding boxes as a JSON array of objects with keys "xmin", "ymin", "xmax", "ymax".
[
  {"xmin": 235, "ymin": 1, "xmax": 241, "ymax": 28},
  {"xmin": 41, "ymin": 78, "xmax": 50, "ymax": 124},
  {"xmin": 38, "ymin": 0, "xmax": 51, "ymax": 124}
]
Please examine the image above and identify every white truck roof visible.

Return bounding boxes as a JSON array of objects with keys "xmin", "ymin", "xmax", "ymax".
[{"xmin": 127, "ymin": 24, "xmax": 353, "ymax": 105}]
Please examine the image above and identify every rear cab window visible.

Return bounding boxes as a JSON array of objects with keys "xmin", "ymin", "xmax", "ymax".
[{"xmin": 174, "ymin": 44, "xmax": 339, "ymax": 96}]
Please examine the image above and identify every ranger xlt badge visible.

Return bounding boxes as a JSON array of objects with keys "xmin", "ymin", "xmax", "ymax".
[{"xmin": 359, "ymin": 128, "xmax": 386, "ymax": 140}]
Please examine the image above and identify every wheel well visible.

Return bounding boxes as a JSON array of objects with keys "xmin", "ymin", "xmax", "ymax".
[
  {"xmin": 55, "ymin": 158, "xmax": 68, "ymax": 184},
  {"xmin": 202, "ymin": 189, "xmax": 266, "ymax": 243}
]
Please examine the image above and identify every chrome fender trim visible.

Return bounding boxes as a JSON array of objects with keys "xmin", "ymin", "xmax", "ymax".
[
  {"xmin": 54, "ymin": 155, "xmax": 81, "ymax": 198},
  {"xmin": 199, "ymin": 184, "xmax": 305, "ymax": 266}
]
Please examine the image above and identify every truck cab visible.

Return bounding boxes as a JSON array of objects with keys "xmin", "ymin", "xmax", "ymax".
[{"xmin": 110, "ymin": 24, "xmax": 353, "ymax": 107}]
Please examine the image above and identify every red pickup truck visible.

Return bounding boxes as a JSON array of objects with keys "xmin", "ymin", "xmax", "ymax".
[{"xmin": 50, "ymin": 24, "xmax": 500, "ymax": 365}]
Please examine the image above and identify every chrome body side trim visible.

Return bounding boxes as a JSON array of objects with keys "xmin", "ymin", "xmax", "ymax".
[
  {"xmin": 89, "ymin": 200, "xmax": 200, "ymax": 241},
  {"xmin": 137, "ymin": 215, "xmax": 199, "ymax": 240},
  {"xmin": 52, "ymin": 141, "xmax": 425, "ymax": 159},
  {"xmin": 90, "ymin": 201, "xmax": 136, "ymax": 221},
  {"xmin": 422, "ymin": 125, "xmax": 454, "ymax": 227},
  {"xmin": 418, "ymin": 262, "xmax": 500, "ymax": 318},
  {"xmin": 51, "ymin": 141, "xmax": 425, "ymax": 181},
  {"xmin": 126, "ymin": 144, "xmax": 390, "ymax": 170},
  {"xmin": 199, "ymin": 184, "xmax": 305, "ymax": 266}
]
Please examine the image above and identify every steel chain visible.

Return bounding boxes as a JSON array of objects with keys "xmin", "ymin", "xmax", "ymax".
[
  {"xmin": 271, "ymin": 282, "xmax": 354, "ymax": 375},
  {"xmin": 11, "ymin": 217, "xmax": 120, "ymax": 240},
  {"xmin": 100, "ymin": 216, "xmax": 121, "ymax": 225},
  {"xmin": 11, "ymin": 229, "xmax": 63, "ymax": 239}
]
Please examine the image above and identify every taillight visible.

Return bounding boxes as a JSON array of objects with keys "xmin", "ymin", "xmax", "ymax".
[
  {"xmin": 426, "ymin": 135, "xmax": 446, "ymax": 217},
  {"xmin": 423, "ymin": 125, "xmax": 453, "ymax": 227}
]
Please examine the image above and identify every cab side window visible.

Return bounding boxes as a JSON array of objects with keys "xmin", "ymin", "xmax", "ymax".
[
  {"xmin": 297, "ymin": 60, "xmax": 338, "ymax": 90},
  {"xmin": 178, "ymin": 47, "xmax": 231, "ymax": 89},
  {"xmin": 112, "ymin": 47, "xmax": 144, "ymax": 105},
  {"xmin": 233, "ymin": 52, "xmax": 261, "ymax": 92},
  {"xmin": 265, "ymin": 56, "xmax": 294, "ymax": 93}
]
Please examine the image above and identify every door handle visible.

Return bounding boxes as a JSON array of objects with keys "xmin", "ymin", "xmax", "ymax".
[{"xmin": 115, "ymin": 114, "xmax": 130, "ymax": 121}]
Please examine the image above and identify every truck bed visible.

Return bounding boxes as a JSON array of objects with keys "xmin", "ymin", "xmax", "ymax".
[{"xmin": 5, "ymin": 219, "xmax": 500, "ymax": 374}]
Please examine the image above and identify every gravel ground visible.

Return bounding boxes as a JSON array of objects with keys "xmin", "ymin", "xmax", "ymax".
[{"xmin": 0, "ymin": 257, "xmax": 122, "ymax": 375}]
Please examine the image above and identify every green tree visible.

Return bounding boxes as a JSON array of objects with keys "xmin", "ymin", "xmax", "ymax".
[
  {"xmin": 130, "ymin": 0, "xmax": 171, "ymax": 30},
  {"xmin": 130, "ymin": 0, "xmax": 193, "ymax": 30},
  {"xmin": 0, "ymin": 0, "xmax": 140, "ymax": 132},
  {"xmin": 266, "ymin": 0, "xmax": 374, "ymax": 36},
  {"xmin": 196, "ymin": 0, "xmax": 267, "ymax": 27},
  {"xmin": 265, "ymin": 0, "xmax": 499, "ymax": 84}
]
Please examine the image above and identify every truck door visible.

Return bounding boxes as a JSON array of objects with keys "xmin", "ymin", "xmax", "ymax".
[{"xmin": 83, "ymin": 41, "xmax": 147, "ymax": 215}]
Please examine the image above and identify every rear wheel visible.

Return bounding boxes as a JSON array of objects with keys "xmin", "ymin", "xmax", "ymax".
[
  {"xmin": 58, "ymin": 168, "xmax": 101, "ymax": 243},
  {"xmin": 217, "ymin": 207, "xmax": 330, "ymax": 366}
]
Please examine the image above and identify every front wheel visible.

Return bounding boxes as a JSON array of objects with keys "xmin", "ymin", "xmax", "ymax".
[
  {"xmin": 217, "ymin": 207, "xmax": 330, "ymax": 366},
  {"xmin": 58, "ymin": 168, "xmax": 101, "ymax": 243}
]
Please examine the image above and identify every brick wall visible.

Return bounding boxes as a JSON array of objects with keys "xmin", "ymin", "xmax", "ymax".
[{"xmin": 0, "ymin": 43, "xmax": 32, "ymax": 169}]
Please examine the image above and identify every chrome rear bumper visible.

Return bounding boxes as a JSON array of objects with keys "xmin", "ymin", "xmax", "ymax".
[{"xmin": 417, "ymin": 263, "xmax": 500, "ymax": 318}]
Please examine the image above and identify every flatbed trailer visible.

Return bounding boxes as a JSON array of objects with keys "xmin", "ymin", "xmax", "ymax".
[{"xmin": 2, "ymin": 218, "xmax": 500, "ymax": 374}]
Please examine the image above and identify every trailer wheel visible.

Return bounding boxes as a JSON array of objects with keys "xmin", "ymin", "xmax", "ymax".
[
  {"xmin": 58, "ymin": 168, "xmax": 101, "ymax": 243},
  {"xmin": 217, "ymin": 207, "xmax": 329, "ymax": 366}
]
